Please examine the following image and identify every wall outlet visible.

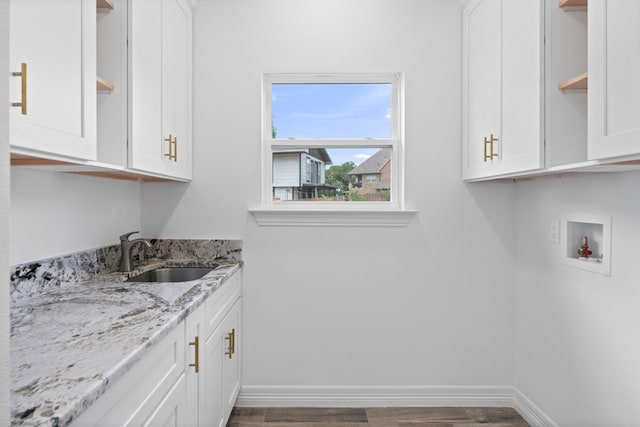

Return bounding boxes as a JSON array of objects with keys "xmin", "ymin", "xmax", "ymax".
[{"xmin": 550, "ymin": 220, "xmax": 560, "ymax": 243}]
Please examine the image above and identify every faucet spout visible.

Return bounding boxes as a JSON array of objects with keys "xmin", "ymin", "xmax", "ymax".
[{"xmin": 119, "ymin": 231, "xmax": 152, "ymax": 272}]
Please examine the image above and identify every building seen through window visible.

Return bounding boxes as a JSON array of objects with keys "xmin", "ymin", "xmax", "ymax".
[{"xmin": 264, "ymin": 74, "xmax": 402, "ymax": 207}]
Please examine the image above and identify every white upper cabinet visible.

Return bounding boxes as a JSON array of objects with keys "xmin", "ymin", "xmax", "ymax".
[
  {"xmin": 462, "ymin": 0, "xmax": 543, "ymax": 181},
  {"xmin": 588, "ymin": 0, "xmax": 640, "ymax": 160},
  {"xmin": 10, "ymin": 0, "xmax": 97, "ymax": 160},
  {"xmin": 129, "ymin": 0, "xmax": 193, "ymax": 180}
]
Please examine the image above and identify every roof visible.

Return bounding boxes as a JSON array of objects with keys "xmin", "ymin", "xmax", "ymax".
[
  {"xmin": 308, "ymin": 148, "xmax": 332, "ymax": 164},
  {"xmin": 272, "ymin": 148, "xmax": 332, "ymax": 164},
  {"xmin": 348, "ymin": 148, "xmax": 391, "ymax": 175}
]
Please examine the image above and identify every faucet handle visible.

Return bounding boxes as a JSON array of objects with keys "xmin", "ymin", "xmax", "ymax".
[{"xmin": 120, "ymin": 231, "xmax": 140, "ymax": 241}]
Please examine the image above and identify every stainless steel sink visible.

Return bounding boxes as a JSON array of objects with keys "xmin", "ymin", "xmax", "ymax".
[{"xmin": 125, "ymin": 266, "xmax": 217, "ymax": 283}]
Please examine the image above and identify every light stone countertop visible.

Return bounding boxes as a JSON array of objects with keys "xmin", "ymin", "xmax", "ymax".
[{"xmin": 10, "ymin": 260, "xmax": 241, "ymax": 427}]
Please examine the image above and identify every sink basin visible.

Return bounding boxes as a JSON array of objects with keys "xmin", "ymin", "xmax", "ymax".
[{"xmin": 126, "ymin": 266, "xmax": 217, "ymax": 283}]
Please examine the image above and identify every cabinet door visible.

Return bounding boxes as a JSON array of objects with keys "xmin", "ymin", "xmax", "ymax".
[
  {"xmin": 463, "ymin": 0, "xmax": 501, "ymax": 179},
  {"xmin": 10, "ymin": 0, "xmax": 97, "ymax": 160},
  {"xmin": 463, "ymin": 0, "xmax": 543, "ymax": 180},
  {"xmin": 162, "ymin": 0, "xmax": 193, "ymax": 179},
  {"xmin": 140, "ymin": 374, "xmax": 187, "ymax": 427},
  {"xmin": 201, "ymin": 299, "xmax": 242, "ymax": 427},
  {"xmin": 588, "ymin": 0, "xmax": 640, "ymax": 160},
  {"xmin": 71, "ymin": 322, "xmax": 186, "ymax": 427},
  {"xmin": 202, "ymin": 323, "xmax": 226, "ymax": 427},
  {"xmin": 221, "ymin": 300, "xmax": 242, "ymax": 423},
  {"xmin": 185, "ymin": 304, "xmax": 205, "ymax": 427},
  {"xmin": 129, "ymin": 0, "xmax": 192, "ymax": 179}
]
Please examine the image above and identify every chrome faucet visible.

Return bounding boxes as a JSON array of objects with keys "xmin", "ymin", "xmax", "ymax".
[{"xmin": 119, "ymin": 231, "xmax": 152, "ymax": 272}]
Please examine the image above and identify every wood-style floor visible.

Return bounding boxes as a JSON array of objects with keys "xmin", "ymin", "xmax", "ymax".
[{"xmin": 228, "ymin": 407, "xmax": 530, "ymax": 426}]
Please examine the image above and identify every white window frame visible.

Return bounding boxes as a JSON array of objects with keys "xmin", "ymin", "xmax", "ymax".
[{"xmin": 253, "ymin": 72, "xmax": 415, "ymax": 226}]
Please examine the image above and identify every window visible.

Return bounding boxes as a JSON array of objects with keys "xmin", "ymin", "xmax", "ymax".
[{"xmin": 262, "ymin": 73, "xmax": 404, "ymax": 211}]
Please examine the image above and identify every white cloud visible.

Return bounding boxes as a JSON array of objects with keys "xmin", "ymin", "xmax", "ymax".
[{"xmin": 354, "ymin": 153, "xmax": 371, "ymax": 160}]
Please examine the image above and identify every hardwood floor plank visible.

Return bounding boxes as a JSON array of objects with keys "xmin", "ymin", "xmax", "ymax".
[
  {"xmin": 230, "ymin": 407, "xmax": 267, "ymax": 422},
  {"xmin": 451, "ymin": 424, "xmax": 530, "ymax": 427},
  {"xmin": 371, "ymin": 423, "xmax": 454, "ymax": 427},
  {"xmin": 265, "ymin": 407, "xmax": 368, "ymax": 423},
  {"xmin": 405, "ymin": 424, "xmax": 455, "ymax": 427},
  {"xmin": 366, "ymin": 407, "xmax": 471, "ymax": 422},
  {"xmin": 229, "ymin": 423, "xmax": 368, "ymax": 427},
  {"xmin": 229, "ymin": 407, "xmax": 530, "ymax": 426},
  {"xmin": 464, "ymin": 407, "xmax": 526, "ymax": 423}
]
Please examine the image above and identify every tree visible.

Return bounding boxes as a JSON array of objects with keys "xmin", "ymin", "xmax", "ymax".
[
  {"xmin": 272, "ymin": 114, "xmax": 277, "ymax": 138},
  {"xmin": 325, "ymin": 161, "xmax": 356, "ymax": 193},
  {"xmin": 345, "ymin": 188, "xmax": 367, "ymax": 201}
]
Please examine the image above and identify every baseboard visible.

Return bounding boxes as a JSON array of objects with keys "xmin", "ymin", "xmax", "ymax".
[
  {"xmin": 513, "ymin": 388, "xmax": 558, "ymax": 427},
  {"xmin": 237, "ymin": 385, "xmax": 515, "ymax": 408},
  {"xmin": 237, "ymin": 385, "xmax": 557, "ymax": 427}
]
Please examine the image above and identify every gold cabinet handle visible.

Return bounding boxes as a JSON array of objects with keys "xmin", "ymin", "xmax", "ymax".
[
  {"xmin": 164, "ymin": 135, "xmax": 177, "ymax": 161},
  {"xmin": 225, "ymin": 328, "xmax": 235, "ymax": 359},
  {"xmin": 483, "ymin": 133, "xmax": 498, "ymax": 162},
  {"xmin": 188, "ymin": 336, "xmax": 199, "ymax": 373},
  {"xmin": 11, "ymin": 63, "xmax": 27, "ymax": 115},
  {"xmin": 173, "ymin": 136, "xmax": 178, "ymax": 162},
  {"xmin": 164, "ymin": 135, "xmax": 172, "ymax": 160}
]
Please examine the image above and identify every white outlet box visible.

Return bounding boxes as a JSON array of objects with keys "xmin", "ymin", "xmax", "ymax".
[{"xmin": 561, "ymin": 214, "xmax": 612, "ymax": 276}]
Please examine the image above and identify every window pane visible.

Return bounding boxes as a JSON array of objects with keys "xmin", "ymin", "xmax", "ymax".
[
  {"xmin": 271, "ymin": 83, "xmax": 392, "ymax": 139},
  {"xmin": 272, "ymin": 147, "xmax": 391, "ymax": 202}
]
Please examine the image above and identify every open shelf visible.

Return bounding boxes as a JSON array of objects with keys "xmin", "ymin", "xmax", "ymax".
[
  {"xmin": 559, "ymin": 0, "xmax": 587, "ymax": 8},
  {"xmin": 96, "ymin": 76, "xmax": 114, "ymax": 91},
  {"xmin": 96, "ymin": 0, "xmax": 114, "ymax": 9},
  {"xmin": 559, "ymin": 72, "xmax": 588, "ymax": 90},
  {"xmin": 10, "ymin": 153, "xmax": 179, "ymax": 183}
]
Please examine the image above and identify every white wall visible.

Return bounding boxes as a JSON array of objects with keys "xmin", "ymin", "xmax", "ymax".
[
  {"xmin": 515, "ymin": 172, "xmax": 640, "ymax": 426},
  {"xmin": 10, "ymin": 169, "xmax": 142, "ymax": 265},
  {"xmin": 4, "ymin": 1, "xmax": 638, "ymax": 421},
  {"xmin": 142, "ymin": 0, "xmax": 517, "ymax": 394},
  {"xmin": 1, "ymin": 0, "xmax": 9, "ymax": 422}
]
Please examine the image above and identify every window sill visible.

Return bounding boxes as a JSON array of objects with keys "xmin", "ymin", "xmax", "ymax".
[{"xmin": 248, "ymin": 208, "xmax": 418, "ymax": 227}]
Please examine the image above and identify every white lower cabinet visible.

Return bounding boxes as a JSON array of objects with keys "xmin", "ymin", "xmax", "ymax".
[
  {"xmin": 188, "ymin": 271, "xmax": 242, "ymax": 427},
  {"xmin": 221, "ymin": 301, "xmax": 242, "ymax": 420},
  {"xmin": 138, "ymin": 374, "xmax": 187, "ymax": 427},
  {"xmin": 73, "ymin": 269, "xmax": 242, "ymax": 427},
  {"xmin": 202, "ymin": 318, "xmax": 225, "ymax": 427},
  {"xmin": 71, "ymin": 323, "xmax": 187, "ymax": 426}
]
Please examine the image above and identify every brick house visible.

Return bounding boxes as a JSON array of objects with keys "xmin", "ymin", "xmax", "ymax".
[{"xmin": 348, "ymin": 148, "xmax": 391, "ymax": 200}]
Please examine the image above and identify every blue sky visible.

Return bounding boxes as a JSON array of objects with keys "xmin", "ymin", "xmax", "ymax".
[{"xmin": 271, "ymin": 83, "xmax": 391, "ymax": 166}]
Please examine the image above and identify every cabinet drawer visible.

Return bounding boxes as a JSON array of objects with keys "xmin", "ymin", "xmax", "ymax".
[
  {"xmin": 71, "ymin": 322, "xmax": 186, "ymax": 427},
  {"xmin": 205, "ymin": 270, "xmax": 241, "ymax": 339}
]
